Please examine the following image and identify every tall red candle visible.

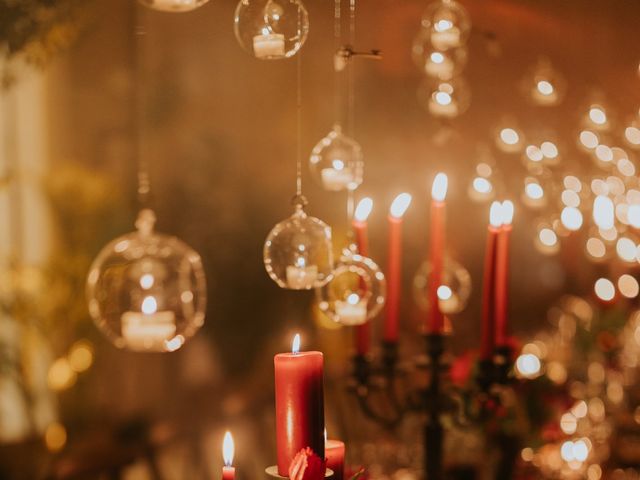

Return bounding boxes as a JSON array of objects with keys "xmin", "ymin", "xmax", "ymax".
[
  {"xmin": 353, "ymin": 198, "xmax": 373, "ymax": 356},
  {"xmin": 222, "ymin": 431, "xmax": 236, "ymax": 480},
  {"xmin": 480, "ymin": 202, "xmax": 502, "ymax": 360},
  {"xmin": 384, "ymin": 193, "xmax": 412, "ymax": 343},
  {"xmin": 494, "ymin": 201, "xmax": 514, "ymax": 347},
  {"xmin": 326, "ymin": 439, "xmax": 345, "ymax": 480},
  {"xmin": 274, "ymin": 334, "xmax": 325, "ymax": 476},
  {"xmin": 427, "ymin": 173, "xmax": 448, "ymax": 334}
]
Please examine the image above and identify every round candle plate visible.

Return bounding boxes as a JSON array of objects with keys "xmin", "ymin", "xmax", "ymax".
[{"xmin": 265, "ymin": 466, "xmax": 334, "ymax": 479}]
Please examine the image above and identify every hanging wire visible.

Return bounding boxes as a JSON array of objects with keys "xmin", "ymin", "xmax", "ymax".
[
  {"xmin": 134, "ymin": 6, "xmax": 151, "ymax": 209},
  {"xmin": 333, "ymin": 0, "xmax": 343, "ymax": 127},
  {"xmin": 295, "ymin": 51, "xmax": 303, "ymax": 198},
  {"xmin": 347, "ymin": 0, "xmax": 356, "ymax": 137}
]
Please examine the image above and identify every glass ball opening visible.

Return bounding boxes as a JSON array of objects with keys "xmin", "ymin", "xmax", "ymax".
[
  {"xmin": 86, "ymin": 210, "xmax": 207, "ymax": 352},
  {"xmin": 263, "ymin": 203, "xmax": 334, "ymax": 289},
  {"xmin": 234, "ymin": 0, "xmax": 309, "ymax": 60}
]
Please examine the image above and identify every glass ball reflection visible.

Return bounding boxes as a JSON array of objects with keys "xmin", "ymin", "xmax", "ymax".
[
  {"xmin": 420, "ymin": 0, "xmax": 471, "ymax": 50},
  {"xmin": 413, "ymin": 257, "xmax": 471, "ymax": 315},
  {"xmin": 234, "ymin": 0, "xmax": 309, "ymax": 59},
  {"xmin": 86, "ymin": 209, "xmax": 207, "ymax": 352},
  {"xmin": 316, "ymin": 247, "xmax": 386, "ymax": 326},
  {"xmin": 418, "ymin": 76, "xmax": 470, "ymax": 119},
  {"xmin": 264, "ymin": 198, "xmax": 334, "ymax": 289},
  {"xmin": 412, "ymin": 29, "xmax": 467, "ymax": 79},
  {"xmin": 138, "ymin": 0, "xmax": 210, "ymax": 12},
  {"xmin": 309, "ymin": 125, "xmax": 364, "ymax": 192}
]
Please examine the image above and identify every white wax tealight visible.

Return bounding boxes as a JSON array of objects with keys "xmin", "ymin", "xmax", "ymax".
[
  {"xmin": 253, "ymin": 33, "xmax": 286, "ymax": 59},
  {"xmin": 286, "ymin": 264, "xmax": 318, "ymax": 289},
  {"xmin": 428, "ymin": 96, "xmax": 459, "ymax": 118},
  {"xmin": 424, "ymin": 55, "xmax": 454, "ymax": 78},
  {"xmin": 153, "ymin": 0, "xmax": 196, "ymax": 10},
  {"xmin": 335, "ymin": 294, "xmax": 367, "ymax": 326},
  {"xmin": 121, "ymin": 310, "xmax": 176, "ymax": 350},
  {"xmin": 431, "ymin": 28, "xmax": 461, "ymax": 50},
  {"xmin": 320, "ymin": 167, "xmax": 354, "ymax": 190}
]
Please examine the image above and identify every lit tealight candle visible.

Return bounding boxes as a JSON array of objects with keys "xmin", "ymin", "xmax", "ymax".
[
  {"xmin": 253, "ymin": 28, "xmax": 285, "ymax": 59},
  {"xmin": 121, "ymin": 295, "xmax": 176, "ymax": 350},
  {"xmin": 222, "ymin": 431, "xmax": 235, "ymax": 480},
  {"xmin": 431, "ymin": 19, "xmax": 461, "ymax": 50},
  {"xmin": 321, "ymin": 160, "xmax": 354, "ymax": 190},
  {"xmin": 335, "ymin": 293, "xmax": 367, "ymax": 326},
  {"xmin": 286, "ymin": 255, "xmax": 318, "ymax": 289}
]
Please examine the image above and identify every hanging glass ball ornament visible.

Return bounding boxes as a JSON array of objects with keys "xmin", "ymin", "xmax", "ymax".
[
  {"xmin": 412, "ymin": 29, "xmax": 467, "ymax": 79},
  {"xmin": 420, "ymin": 0, "xmax": 471, "ymax": 51},
  {"xmin": 234, "ymin": 0, "xmax": 309, "ymax": 60},
  {"xmin": 264, "ymin": 196, "xmax": 334, "ymax": 289},
  {"xmin": 309, "ymin": 125, "xmax": 364, "ymax": 192},
  {"xmin": 86, "ymin": 209, "xmax": 207, "ymax": 352},
  {"xmin": 138, "ymin": 0, "xmax": 210, "ymax": 12},
  {"xmin": 418, "ymin": 76, "xmax": 470, "ymax": 119},
  {"xmin": 315, "ymin": 246, "xmax": 385, "ymax": 326},
  {"xmin": 413, "ymin": 257, "xmax": 471, "ymax": 315}
]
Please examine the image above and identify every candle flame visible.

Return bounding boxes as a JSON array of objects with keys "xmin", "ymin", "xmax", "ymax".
[
  {"xmin": 593, "ymin": 195, "xmax": 614, "ymax": 230},
  {"xmin": 489, "ymin": 201, "xmax": 503, "ymax": 228},
  {"xmin": 501, "ymin": 200, "xmax": 514, "ymax": 225},
  {"xmin": 141, "ymin": 296, "xmax": 158, "ymax": 315},
  {"xmin": 292, "ymin": 333, "xmax": 301, "ymax": 354},
  {"xmin": 354, "ymin": 197, "xmax": 373, "ymax": 222},
  {"xmin": 431, "ymin": 173, "xmax": 448, "ymax": 201},
  {"xmin": 437, "ymin": 285, "xmax": 452, "ymax": 300},
  {"xmin": 347, "ymin": 293, "xmax": 360, "ymax": 305},
  {"xmin": 389, "ymin": 193, "xmax": 412, "ymax": 218},
  {"xmin": 222, "ymin": 431, "xmax": 234, "ymax": 466}
]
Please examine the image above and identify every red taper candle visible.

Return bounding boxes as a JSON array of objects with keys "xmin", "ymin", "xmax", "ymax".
[
  {"xmin": 384, "ymin": 193, "xmax": 412, "ymax": 343},
  {"xmin": 274, "ymin": 334, "xmax": 325, "ymax": 476},
  {"xmin": 353, "ymin": 197, "xmax": 373, "ymax": 356},
  {"xmin": 222, "ymin": 431, "xmax": 235, "ymax": 480},
  {"xmin": 480, "ymin": 202, "xmax": 502, "ymax": 360},
  {"xmin": 325, "ymin": 438, "xmax": 345, "ymax": 480},
  {"xmin": 427, "ymin": 173, "xmax": 448, "ymax": 333},
  {"xmin": 494, "ymin": 200, "xmax": 514, "ymax": 347}
]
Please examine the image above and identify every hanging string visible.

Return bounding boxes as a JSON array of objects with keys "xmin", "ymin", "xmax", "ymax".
[
  {"xmin": 295, "ymin": 45, "xmax": 303, "ymax": 198},
  {"xmin": 134, "ymin": 6, "xmax": 151, "ymax": 210},
  {"xmin": 333, "ymin": 0, "xmax": 343, "ymax": 128},
  {"xmin": 347, "ymin": 0, "xmax": 356, "ymax": 137}
]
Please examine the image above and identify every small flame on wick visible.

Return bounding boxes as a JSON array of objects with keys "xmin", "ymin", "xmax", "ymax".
[
  {"xmin": 354, "ymin": 197, "xmax": 373, "ymax": 222},
  {"xmin": 141, "ymin": 296, "xmax": 157, "ymax": 315},
  {"xmin": 223, "ymin": 431, "xmax": 234, "ymax": 466},
  {"xmin": 292, "ymin": 334, "xmax": 301, "ymax": 354},
  {"xmin": 347, "ymin": 293, "xmax": 360, "ymax": 305},
  {"xmin": 431, "ymin": 173, "xmax": 448, "ymax": 202},
  {"xmin": 389, "ymin": 193, "xmax": 412, "ymax": 218}
]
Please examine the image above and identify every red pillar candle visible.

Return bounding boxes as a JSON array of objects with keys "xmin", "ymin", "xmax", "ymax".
[
  {"xmin": 480, "ymin": 202, "xmax": 502, "ymax": 360},
  {"xmin": 274, "ymin": 334, "xmax": 325, "ymax": 476},
  {"xmin": 427, "ymin": 173, "xmax": 448, "ymax": 334},
  {"xmin": 494, "ymin": 200, "xmax": 514, "ymax": 347},
  {"xmin": 384, "ymin": 193, "xmax": 412, "ymax": 343},
  {"xmin": 325, "ymin": 438, "xmax": 345, "ymax": 480},
  {"xmin": 353, "ymin": 197, "xmax": 373, "ymax": 356},
  {"xmin": 222, "ymin": 431, "xmax": 235, "ymax": 480}
]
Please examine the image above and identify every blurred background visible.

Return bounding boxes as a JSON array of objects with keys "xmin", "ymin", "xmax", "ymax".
[{"xmin": 1, "ymin": 0, "xmax": 640, "ymax": 478}]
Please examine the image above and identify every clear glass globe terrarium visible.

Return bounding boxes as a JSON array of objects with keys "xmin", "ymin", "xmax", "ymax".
[
  {"xmin": 234, "ymin": 0, "xmax": 309, "ymax": 59},
  {"xmin": 138, "ymin": 0, "xmax": 210, "ymax": 12},
  {"xmin": 309, "ymin": 125, "xmax": 364, "ymax": 192},
  {"xmin": 264, "ymin": 196, "xmax": 334, "ymax": 290},
  {"xmin": 86, "ymin": 209, "xmax": 207, "ymax": 352},
  {"xmin": 420, "ymin": 0, "xmax": 471, "ymax": 51},
  {"xmin": 316, "ymin": 246, "xmax": 386, "ymax": 326},
  {"xmin": 413, "ymin": 256, "xmax": 471, "ymax": 315}
]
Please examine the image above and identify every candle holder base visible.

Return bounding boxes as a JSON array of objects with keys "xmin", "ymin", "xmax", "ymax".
[{"xmin": 265, "ymin": 466, "xmax": 335, "ymax": 479}]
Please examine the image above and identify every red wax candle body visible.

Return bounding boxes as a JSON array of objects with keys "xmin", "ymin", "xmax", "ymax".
[
  {"xmin": 222, "ymin": 466, "xmax": 235, "ymax": 480},
  {"xmin": 427, "ymin": 200, "xmax": 446, "ymax": 333},
  {"xmin": 384, "ymin": 215, "xmax": 403, "ymax": 342},
  {"xmin": 494, "ymin": 225, "xmax": 512, "ymax": 347},
  {"xmin": 480, "ymin": 226, "xmax": 499, "ymax": 360},
  {"xmin": 353, "ymin": 220, "xmax": 371, "ymax": 355},
  {"xmin": 326, "ymin": 440, "xmax": 346, "ymax": 480},
  {"xmin": 274, "ymin": 351, "xmax": 325, "ymax": 476}
]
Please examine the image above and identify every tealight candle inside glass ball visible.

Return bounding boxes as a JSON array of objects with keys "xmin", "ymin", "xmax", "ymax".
[
  {"xmin": 420, "ymin": 0, "xmax": 471, "ymax": 51},
  {"xmin": 264, "ymin": 200, "xmax": 334, "ymax": 290},
  {"xmin": 138, "ymin": 0, "xmax": 210, "ymax": 12},
  {"xmin": 418, "ymin": 77, "xmax": 470, "ymax": 119},
  {"xmin": 309, "ymin": 125, "xmax": 364, "ymax": 192},
  {"xmin": 234, "ymin": 0, "xmax": 309, "ymax": 59},
  {"xmin": 86, "ymin": 209, "xmax": 207, "ymax": 352},
  {"xmin": 413, "ymin": 256, "xmax": 471, "ymax": 315}
]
